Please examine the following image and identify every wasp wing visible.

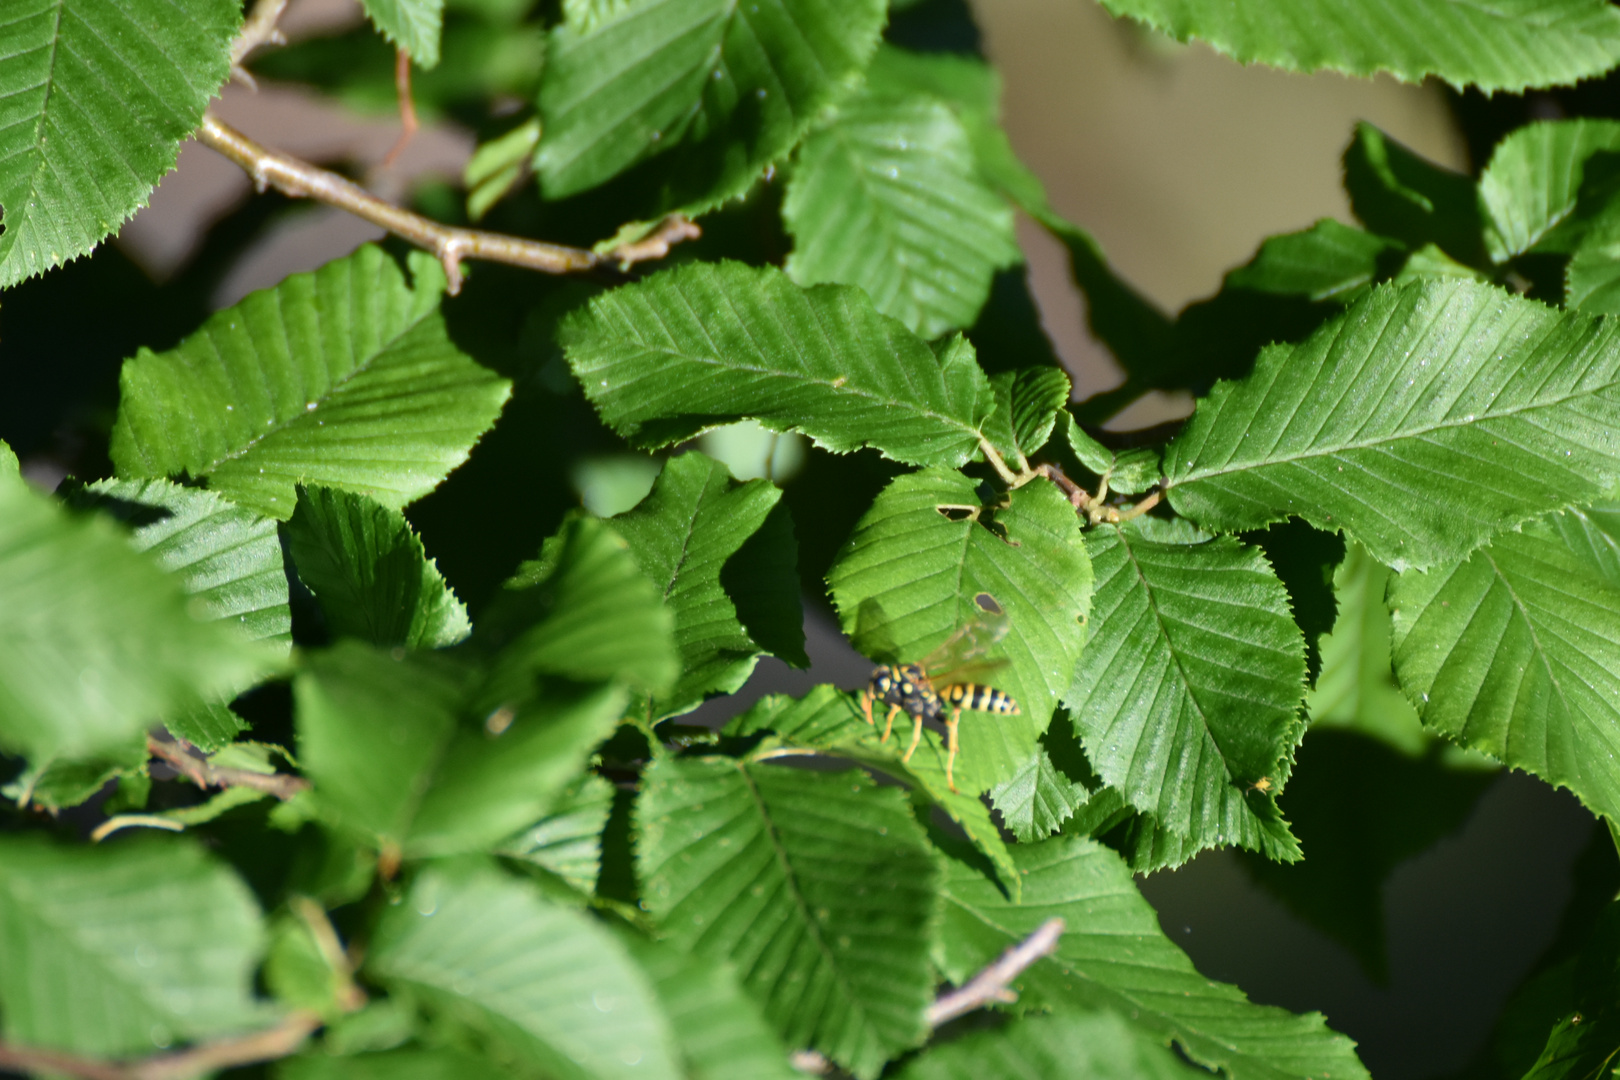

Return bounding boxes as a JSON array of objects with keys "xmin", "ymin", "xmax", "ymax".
[{"xmin": 920, "ymin": 593, "xmax": 1011, "ymax": 685}]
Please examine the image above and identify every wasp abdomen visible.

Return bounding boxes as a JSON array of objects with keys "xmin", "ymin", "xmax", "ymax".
[{"xmin": 941, "ymin": 683, "xmax": 1020, "ymax": 715}]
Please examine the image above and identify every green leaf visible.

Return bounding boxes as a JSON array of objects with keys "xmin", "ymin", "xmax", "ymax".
[
  {"xmin": 622, "ymin": 935, "xmax": 800, "ymax": 1080},
  {"xmin": 111, "ymin": 245, "xmax": 511, "ymax": 519},
  {"xmin": 1065, "ymin": 518, "xmax": 1304, "ymax": 865},
  {"xmin": 988, "ymin": 746, "xmax": 1089, "ymax": 843},
  {"xmin": 296, "ymin": 641, "xmax": 629, "ymax": 857},
  {"xmin": 0, "ymin": 0, "xmax": 237, "ymax": 287},
  {"xmin": 166, "ymin": 701, "xmax": 251, "ymax": 753},
  {"xmin": 535, "ymin": 0, "xmax": 885, "ymax": 207},
  {"xmin": 610, "ymin": 452, "xmax": 804, "ymax": 720},
  {"xmin": 1163, "ymin": 279, "xmax": 1620, "ymax": 571},
  {"xmin": 1306, "ymin": 542, "xmax": 1428, "ymax": 754},
  {"xmin": 1342, "ymin": 124, "xmax": 1484, "ymax": 265},
  {"xmin": 279, "ymin": 1047, "xmax": 512, "ymax": 1080},
  {"xmin": 984, "ymin": 366, "xmax": 1070, "ymax": 468},
  {"xmin": 1478, "ymin": 119, "xmax": 1620, "ymax": 262},
  {"xmin": 475, "ymin": 514, "xmax": 679, "ymax": 694},
  {"xmin": 1, "ymin": 738, "xmax": 148, "ymax": 812},
  {"xmin": 897, "ymin": 1008, "xmax": 1209, "ymax": 1080},
  {"xmin": 637, "ymin": 756, "xmax": 937, "ymax": 1078},
  {"xmin": 1225, "ymin": 217, "xmax": 1401, "ymax": 302},
  {"xmin": 1094, "ymin": 0, "xmax": 1620, "ymax": 92},
  {"xmin": 561, "ymin": 262, "xmax": 996, "ymax": 469},
  {"xmin": 0, "ymin": 835, "xmax": 265, "ymax": 1056},
  {"xmin": 937, "ymin": 834, "xmax": 1370, "ymax": 1080},
  {"xmin": 0, "ymin": 441, "xmax": 17, "ymax": 478},
  {"xmin": 72, "ymin": 478, "xmax": 292, "ymax": 651},
  {"xmin": 827, "ymin": 469, "xmax": 1092, "ymax": 775},
  {"xmin": 368, "ymin": 862, "xmax": 680, "ymax": 1080},
  {"xmin": 1061, "ymin": 414, "xmax": 1160, "ymax": 496},
  {"xmin": 286, "ymin": 486, "xmax": 470, "ymax": 650},
  {"xmin": 499, "ymin": 772, "xmax": 617, "ymax": 893},
  {"xmin": 783, "ymin": 95, "xmax": 1019, "ymax": 339},
  {"xmin": 464, "ymin": 116, "xmax": 540, "ymax": 221},
  {"xmin": 0, "ymin": 479, "xmax": 274, "ymax": 760},
  {"xmin": 723, "ymin": 685, "xmax": 1020, "ymax": 899},
  {"xmin": 1388, "ymin": 501, "xmax": 1620, "ymax": 822},
  {"xmin": 361, "ymin": 0, "xmax": 445, "ymax": 67}
]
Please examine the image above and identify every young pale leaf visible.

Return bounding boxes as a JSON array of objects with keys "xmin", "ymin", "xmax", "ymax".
[
  {"xmin": 637, "ymin": 756, "xmax": 937, "ymax": 1079},
  {"xmin": 1342, "ymin": 124, "xmax": 1484, "ymax": 265},
  {"xmin": 368, "ymin": 863, "xmax": 680, "ymax": 1080},
  {"xmin": 1095, "ymin": 0, "xmax": 1620, "ymax": 92},
  {"xmin": 0, "ymin": 480, "xmax": 273, "ymax": 760},
  {"xmin": 296, "ymin": 641, "xmax": 628, "ymax": 858},
  {"xmin": 0, "ymin": 440, "xmax": 16, "ymax": 477},
  {"xmin": 983, "ymin": 367, "xmax": 1070, "ymax": 468},
  {"xmin": 111, "ymin": 245, "xmax": 511, "ymax": 519},
  {"xmin": 0, "ymin": 0, "xmax": 236, "ymax": 287},
  {"xmin": 536, "ymin": 0, "xmax": 883, "ymax": 206},
  {"xmin": 1065, "ymin": 518, "xmax": 1304, "ymax": 864},
  {"xmin": 827, "ymin": 469, "xmax": 1092, "ymax": 769},
  {"xmin": 783, "ymin": 95, "xmax": 1019, "ymax": 339},
  {"xmin": 988, "ymin": 746, "xmax": 1089, "ymax": 843},
  {"xmin": 937, "ymin": 835, "xmax": 1370, "ymax": 1080},
  {"xmin": 1478, "ymin": 119, "xmax": 1620, "ymax": 262},
  {"xmin": 611, "ymin": 452, "xmax": 805, "ymax": 720},
  {"xmin": 561, "ymin": 262, "xmax": 995, "ymax": 469},
  {"xmin": 623, "ymin": 936, "xmax": 801, "ymax": 1080},
  {"xmin": 897, "ymin": 1008, "xmax": 1208, "ymax": 1080},
  {"xmin": 286, "ymin": 486, "xmax": 470, "ymax": 650},
  {"xmin": 0, "ymin": 835, "xmax": 264, "ymax": 1056},
  {"xmin": 74, "ymin": 478, "xmax": 291, "ymax": 650},
  {"xmin": 724, "ymin": 685, "xmax": 1020, "ymax": 898},
  {"xmin": 1061, "ymin": 414, "xmax": 1160, "ymax": 496},
  {"xmin": 360, "ymin": 0, "xmax": 445, "ymax": 67},
  {"xmin": 476, "ymin": 514, "xmax": 679, "ymax": 695},
  {"xmin": 499, "ymin": 772, "xmax": 616, "ymax": 892},
  {"xmin": 1164, "ymin": 279, "xmax": 1620, "ymax": 571},
  {"xmin": 1389, "ymin": 503, "xmax": 1620, "ymax": 822}
]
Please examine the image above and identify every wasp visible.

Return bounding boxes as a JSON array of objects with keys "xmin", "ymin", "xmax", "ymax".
[{"xmin": 858, "ymin": 593, "xmax": 1021, "ymax": 793}]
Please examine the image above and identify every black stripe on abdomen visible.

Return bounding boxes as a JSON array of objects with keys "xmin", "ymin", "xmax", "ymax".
[{"xmin": 943, "ymin": 684, "xmax": 1020, "ymax": 714}]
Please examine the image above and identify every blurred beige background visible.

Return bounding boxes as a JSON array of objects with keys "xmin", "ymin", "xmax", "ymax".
[{"xmin": 975, "ymin": 0, "xmax": 1464, "ymax": 423}]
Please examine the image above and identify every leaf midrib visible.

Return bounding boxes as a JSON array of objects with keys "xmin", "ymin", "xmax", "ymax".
[
  {"xmin": 199, "ymin": 302, "xmax": 440, "ymax": 475},
  {"xmin": 1167, "ymin": 346, "xmax": 1620, "ymax": 489},
  {"xmin": 735, "ymin": 762, "xmax": 876, "ymax": 1045},
  {"xmin": 599, "ymin": 334, "xmax": 985, "ymax": 441}
]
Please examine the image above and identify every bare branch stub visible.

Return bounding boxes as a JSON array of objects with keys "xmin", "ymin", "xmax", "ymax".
[
  {"xmin": 0, "ymin": 1011, "xmax": 321, "ymax": 1080},
  {"xmin": 145, "ymin": 736, "xmax": 310, "ymax": 801},
  {"xmin": 926, "ymin": 917, "xmax": 1065, "ymax": 1027}
]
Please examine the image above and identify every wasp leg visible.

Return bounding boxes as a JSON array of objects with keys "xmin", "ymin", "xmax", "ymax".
[
  {"xmin": 880, "ymin": 704, "xmax": 903, "ymax": 743},
  {"xmin": 900, "ymin": 713, "xmax": 924, "ymax": 763},
  {"xmin": 944, "ymin": 708, "xmax": 962, "ymax": 794},
  {"xmin": 860, "ymin": 689, "xmax": 874, "ymax": 726}
]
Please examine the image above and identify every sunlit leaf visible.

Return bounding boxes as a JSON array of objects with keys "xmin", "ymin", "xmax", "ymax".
[
  {"xmin": 111, "ymin": 245, "xmax": 511, "ymax": 519},
  {"xmin": 561, "ymin": 262, "xmax": 996, "ymax": 469},
  {"xmin": 1164, "ymin": 279, "xmax": 1620, "ymax": 571},
  {"xmin": 0, "ymin": 835, "xmax": 264, "ymax": 1056},
  {"xmin": 0, "ymin": 0, "xmax": 237, "ymax": 286},
  {"xmin": 369, "ymin": 862, "xmax": 680, "ymax": 1080},
  {"xmin": 637, "ymin": 756, "xmax": 936, "ymax": 1078}
]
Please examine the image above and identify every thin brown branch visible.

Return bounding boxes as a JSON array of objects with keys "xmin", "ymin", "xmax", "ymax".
[
  {"xmin": 380, "ymin": 49, "xmax": 419, "ymax": 169},
  {"xmin": 146, "ymin": 736, "xmax": 310, "ymax": 801},
  {"xmin": 0, "ymin": 1011, "xmax": 321, "ymax": 1080},
  {"xmin": 925, "ymin": 917, "xmax": 1065, "ymax": 1027},
  {"xmin": 230, "ymin": 0, "xmax": 288, "ymax": 82},
  {"xmin": 194, "ymin": 115, "xmax": 699, "ymax": 294}
]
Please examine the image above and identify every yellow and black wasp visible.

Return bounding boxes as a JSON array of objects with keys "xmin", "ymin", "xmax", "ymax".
[{"xmin": 859, "ymin": 593, "xmax": 1020, "ymax": 793}]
